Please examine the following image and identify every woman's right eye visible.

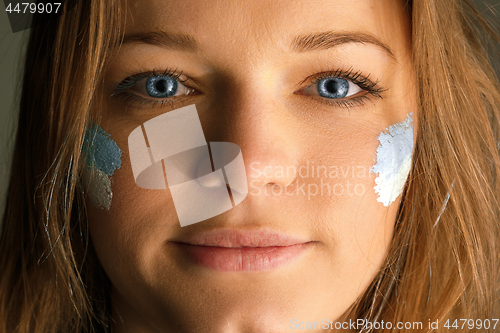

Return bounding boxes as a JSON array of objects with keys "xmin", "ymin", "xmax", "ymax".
[
  {"xmin": 111, "ymin": 69, "xmax": 199, "ymax": 109},
  {"xmin": 127, "ymin": 75, "xmax": 195, "ymax": 99}
]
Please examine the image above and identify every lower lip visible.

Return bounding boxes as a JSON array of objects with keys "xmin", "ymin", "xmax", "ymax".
[{"xmin": 172, "ymin": 242, "xmax": 312, "ymax": 272}]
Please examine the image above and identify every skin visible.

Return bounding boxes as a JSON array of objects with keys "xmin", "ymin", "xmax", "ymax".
[{"xmin": 87, "ymin": 0, "xmax": 417, "ymax": 332}]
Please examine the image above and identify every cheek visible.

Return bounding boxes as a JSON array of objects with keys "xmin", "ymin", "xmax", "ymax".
[
  {"xmin": 87, "ymin": 148, "xmax": 179, "ymax": 269},
  {"xmin": 83, "ymin": 122, "xmax": 179, "ymax": 279},
  {"xmin": 287, "ymin": 124, "xmax": 394, "ymax": 297},
  {"xmin": 303, "ymin": 113, "xmax": 413, "ymax": 265},
  {"xmin": 81, "ymin": 124, "xmax": 122, "ymax": 210}
]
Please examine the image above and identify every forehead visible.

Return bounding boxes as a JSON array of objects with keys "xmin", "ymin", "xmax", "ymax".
[{"xmin": 124, "ymin": 0, "xmax": 411, "ymax": 59}]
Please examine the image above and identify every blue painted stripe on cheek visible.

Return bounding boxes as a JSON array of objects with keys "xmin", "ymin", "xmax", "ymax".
[{"xmin": 83, "ymin": 124, "xmax": 122, "ymax": 175}]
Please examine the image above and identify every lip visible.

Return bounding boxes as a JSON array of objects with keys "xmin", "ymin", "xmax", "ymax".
[{"xmin": 170, "ymin": 229, "xmax": 315, "ymax": 271}]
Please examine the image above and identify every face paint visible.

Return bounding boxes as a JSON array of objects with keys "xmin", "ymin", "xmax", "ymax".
[
  {"xmin": 82, "ymin": 167, "xmax": 113, "ymax": 209},
  {"xmin": 370, "ymin": 113, "xmax": 414, "ymax": 206},
  {"xmin": 82, "ymin": 124, "xmax": 122, "ymax": 209}
]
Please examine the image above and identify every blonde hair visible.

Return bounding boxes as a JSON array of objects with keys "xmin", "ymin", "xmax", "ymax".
[
  {"xmin": 0, "ymin": 1, "xmax": 122, "ymax": 332},
  {"xmin": 0, "ymin": 0, "xmax": 499, "ymax": 332},
  {"xmin": 343, "ymin": 1, "xmax": 500, "ymax": 331}
]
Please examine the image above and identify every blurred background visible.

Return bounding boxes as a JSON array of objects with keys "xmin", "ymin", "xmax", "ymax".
[{"xmin": 0, "ymin": 0, "xmax": 499, "ymax": 221}]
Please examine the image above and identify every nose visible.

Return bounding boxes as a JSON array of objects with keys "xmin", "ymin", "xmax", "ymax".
[
  {"xmin": 244, "ymin": 133, "xmax": 299, "ymax": 190},
  {"xmin": 203, "ymin": 84, "xmax": 299, "ymax": 193}
]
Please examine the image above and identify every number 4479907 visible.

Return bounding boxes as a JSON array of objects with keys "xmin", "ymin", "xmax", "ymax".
[
  {"xmin": 6, "ymin": 3, "xmax": 61, "ymax": 14},
  {"xmin": 443, "ymin": 318, "xmax": 498, "ymax": 330}
]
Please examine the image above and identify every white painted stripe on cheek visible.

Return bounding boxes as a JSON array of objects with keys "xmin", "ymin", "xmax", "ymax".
[
  {"xmin": 370, "ymin": 113, "xmax": 414, "ymax": 206},
  {"xmin": 82, "ymin": 166, "xmax": 113, "ymax": 210}
]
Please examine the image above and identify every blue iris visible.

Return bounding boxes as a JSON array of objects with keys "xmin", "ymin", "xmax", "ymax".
[
  {"xmin": 317, "ymin": 78, "xmax": 349, "ymax": 99},
  {"xmin": 145, "ymin": 76, "xmax": 178, "ymax": 98}
]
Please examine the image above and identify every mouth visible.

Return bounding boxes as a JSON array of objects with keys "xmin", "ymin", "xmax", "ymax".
[{"xmin": 170, "ymin": 229, "xmax": 316, "ymax": 272}]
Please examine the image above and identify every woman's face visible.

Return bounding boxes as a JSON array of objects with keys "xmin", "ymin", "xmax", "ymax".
[{"xmin": 87, "ymin": 0, "xmax": 415, "ymax": 331}]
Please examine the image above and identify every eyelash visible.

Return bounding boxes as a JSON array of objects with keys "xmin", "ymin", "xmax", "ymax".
[{"xmin": 111, "ymin": 67, "xmax": 386, "ymax": 109}]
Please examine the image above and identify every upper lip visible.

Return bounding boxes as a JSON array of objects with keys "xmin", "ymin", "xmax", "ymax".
[{"xmin": 171, "ymin": 229, "xmax": 312, "ymax": 248}]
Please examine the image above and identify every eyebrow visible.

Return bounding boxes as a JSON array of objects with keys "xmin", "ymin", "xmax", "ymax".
[
  {"xmin": 121, "ymin": 30, "xmax": 396, "ymax": 62},
  {"xmin": 122, "ymin": 31, "xmax": 198, "ymax": 52},
  {"xmin": 290, "ymin": 31, "xmax": 396, "ymax": 62}
]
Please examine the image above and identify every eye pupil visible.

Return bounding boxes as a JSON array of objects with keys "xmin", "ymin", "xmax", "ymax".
[
  {"xmin": 318, "ymin": 78, "xmax": 349, "ymax": 99},
  {"xmin": 146, "ymin": 76, "xmax": 178, "ymax": 98},
  {"xmin": 156, "ymin": 80, "xmax": 167, "ymax": 93}
]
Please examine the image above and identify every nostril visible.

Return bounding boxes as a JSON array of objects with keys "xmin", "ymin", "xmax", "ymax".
[{"xmin": 248, "ymin": 164, "xmax": 298, "ymax": 189}]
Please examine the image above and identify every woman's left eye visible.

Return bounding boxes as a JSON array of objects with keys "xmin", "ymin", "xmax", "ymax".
[
  {"xmin": 296, "ymin": 69, "xmax": 386, "ymax": 107},
  {"xmin": 301, "ymin": 77, "xmax": 363, "ymax": 99}
]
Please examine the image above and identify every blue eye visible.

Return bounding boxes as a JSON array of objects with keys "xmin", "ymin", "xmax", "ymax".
[
  {"xmin": 145, "ymin": 76, "xmax": 178, "ymax": 98},
  {"xmin": 317, "ymin": 78, "xmax": 349, "ymax": 99},
  {"xmin": 301, "ymin": 76, "xmax": 363, "ymax": 100},
  {"xmin": 113, "ymin": 69, "xmax": 196, "ymax": 106}
]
